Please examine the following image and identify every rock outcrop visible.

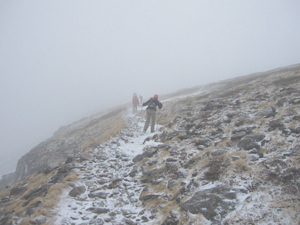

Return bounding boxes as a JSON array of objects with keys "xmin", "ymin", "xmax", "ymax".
[{"xmin": 12, "ymin": 108, "xmax": 126, "ymax": 183}]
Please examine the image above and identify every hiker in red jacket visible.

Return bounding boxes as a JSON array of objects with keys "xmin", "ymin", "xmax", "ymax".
[
  {"xmin": 132, "ymin": 93, "xmax": 139, "ymax": 113},
  {"xmin": 142, "ymin": 94, "xmax": 163, "ymax": 133}
]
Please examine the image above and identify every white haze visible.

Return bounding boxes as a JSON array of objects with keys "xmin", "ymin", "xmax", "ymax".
[{"xmin": 0, "ymin": 1, "xmax": 300, "ymax": 177}]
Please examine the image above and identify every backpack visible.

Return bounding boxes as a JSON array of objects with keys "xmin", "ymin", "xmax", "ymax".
[{"xmin": 148, "ymin": 97, "xmax": 157, "ymax": 109}]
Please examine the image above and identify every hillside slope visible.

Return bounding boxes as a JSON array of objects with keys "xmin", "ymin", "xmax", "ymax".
[{"xmin": 0, "ymin": 64, "xmax": 300, "ymax": 225}]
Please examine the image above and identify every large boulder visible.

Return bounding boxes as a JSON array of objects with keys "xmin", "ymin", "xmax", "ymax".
[
  {"xmin": 44, "ymin": 154, "xmax": 66, "ymax": 173},
  {"xmin": 180, "ymin": 185, "xmax": 247, "ymax": 223},
  {"xmin": 13, "ymin": 140, "xmax": 77, "ymax": 183}
]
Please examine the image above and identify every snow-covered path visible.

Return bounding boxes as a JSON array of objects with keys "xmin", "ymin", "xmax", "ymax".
[{"xmin": 54, "ymin": 108, "xmax": 163, "ymax": 225}]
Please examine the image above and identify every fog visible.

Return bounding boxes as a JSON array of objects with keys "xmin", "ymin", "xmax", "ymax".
[{"xmin": 0, "ymin": 1, "xmax": 299, "ymax": 177}]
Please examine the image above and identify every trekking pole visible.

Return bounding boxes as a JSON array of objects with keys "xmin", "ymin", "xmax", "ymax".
[{"xmin": 156, "ymin": 109, "xmax": 160, "ymax": 132}]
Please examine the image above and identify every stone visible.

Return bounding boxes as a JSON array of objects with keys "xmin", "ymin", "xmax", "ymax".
[
  {"xmin": 124, "ymin": 218, "xmax": 136, "ymax": 225},
  {"xmin": 23, "ymin": 184, "xmax": 49, "ymax": 206},
  {"xmin": 203, "ymin": 101, "xmax": 223, "ymax": 111},
  {"xmin": 129, "ymin": 166, "xmax": 138, "ymax": 177},
  {"xmin": 132, "ymin": 147, "xmax": 158, "ymax": 163},
  {"xmin": 292, "ymin": 115, "xmax": 300, "ymax": 121},
  {"xmin": 147, "ymin": 160, "xmax": 158, "ymax": 166},
  {"xmin": 248, "ymin": 154, "xmax": 259, "ymax": 161},
  {"xmin": 142, "ymin": 194, "xmax": 160, "ymax": 201},
  {"xmin": 180, "ymin": 185, "xmax": 247, "ymax": 223},
  {"xmin": 276, "ymin": 98, "xmax": 288, "ymax": 107},
  {"xmin": 237, "ymin": 133, "xmax": 266, "ymax": 150},
  {"xmin": 132, "ymin": 154, "xmax": 144, "ymax": 163},
  {"xmin": 166, "ymin": 131, "xmax": 180, "ymax": 140},
  {"xmin": 268, "ymin": 119, "xmax": 284, "ymax": 131},
  {"xmin": 151, "ymin": 179, "xmax": 163, "ymax": 185},
  {"xmin": 0, "ymin": 197, "xmax": 10, "ymax": 204},
  {"xmin": 165, "ymin": 162, "xmax": 179, "ymax": 173},
  {"xmin": 44, "ymin": 154, "xmax": 66, "ymax": 173},
  {"xmin": 69, "ymin": 185, "xmax": 86, "ymax": 197},
  {"xmin": 194, "ymin": 137, "xmax": 214, "ymax": 147},
  {"xmin": 0, "ymin": 217, "xmax": 10, "ymax": 225},
  {"xmin": 170, "ymin": 147, "xmax": 182, "ymax": 156},
  {"xmin": 0, "ymin": 172, "xmax": 14, "ymax": 190},
  {"xmin": 97, "ymin": 178, "xmax": 110, "ymax": 184},
  {"xmin": 161, "ymin": 216, "xmax": 179, "ymax": 225},
  {"xmin": 34, "ymin": 215, "xmax": 47, "ymax": 225},
  {"xmin": 290, "ymin": 127, "xmax": 300, "ymax": 134},
  {"xmin": 121, "ymin": 209, "xmax": 135, "ymax": 216},
  {"xmin": 184, "ymin": 157, "xmax": 200, "ymax": 168},
  {"xmin": 86, "ymin": 207, "xmax": 109, "ymax": 214},
  {"xmin": 26, "ymin": 200, "xmax": 42, "ymax": 215},
  {"xmin": 65, "ymin": 154, "xmax": 73, "ymax": 163},
  {"xmin": 95, "ymin": 153, "xmax": 109, "ymax": 161},
  {"xmin": 10, "ymin": 184, "xmax": 27, "ymax": 196},
  {"xmin": 178, "ymin": 134, "xmax": 193, "ymax": 140},
  {"xmin": 197, "ymin": 145, "xmax": 205, "ymax": 150},
  {"xmin": 290, "ymin": 97, "xmax": 300, "ymax": 105},
  {"xmin": 89, "ymin": 218, "xmax": 104, "ymax": 225},
  {"xmin": 211, "ymin": 150, "xmax": 227, "ymax": 156},
  {"xmin": 88, "ymin": 191, "xmax": 108, "ymax": 199},
  {"xmin": 166, "ymin": 158, "xmax": 177, "ymax": 162},
  {"xmin": 49, "ymin": 164, "xmax": 74, "ymax": 184},
  {"xmin": 231, "ymin": 131, "xmax": 247, "ymax": 141},
  {"xmin": 141, "ymin": 216, "xmax": 149, "ymax": 222},
  {"xmin": 167, "ymin": 179, "xmax": 177, "ymax": 188},
  {"xmin": 255, "ymin": 107, "xmax": 277, "ymax": 118},
  {"xmin": 143, "ymin": 147, "xmax": 158, "ymax": 158},
  {"xmin": 93, "ymin": 201, "xmax": 106, "ymax": 208},
  {"xmin": 263, "ymin": 158, "xmax": 288, "ymax": 169},
  {"xmin": 80, "ymin": 152, "xmax": 94, "ymax": 161}
]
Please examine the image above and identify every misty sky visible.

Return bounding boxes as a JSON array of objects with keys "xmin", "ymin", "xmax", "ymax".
[{"xmin": 1, "ymin": 1, "xmax": 300, "ymax": 177}]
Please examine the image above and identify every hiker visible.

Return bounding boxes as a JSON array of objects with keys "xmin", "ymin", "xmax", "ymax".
[
  {"xmin": 142, "ymin": 94, "xmax": 163, "ymax": 133},
  {"xmin": 132, "ymin": 93, "xmax": 139, "ymax": 113},
  {"xmin": 138, "ymin": 95, "xmax": 143, "ymax": 107}
]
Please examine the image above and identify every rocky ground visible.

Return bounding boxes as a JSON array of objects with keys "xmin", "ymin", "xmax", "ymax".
[
  {"xmin": 53, "ymin": 111, "xmax": 165, "ymax": 225},
  {"xmin": 1, "ymin": 64, "xmax": 300, "ymax": 225}
]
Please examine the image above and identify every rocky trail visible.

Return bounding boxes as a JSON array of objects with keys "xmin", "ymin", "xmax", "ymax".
[{"xmin": 54, "ymin": 109, "xmax": 164, "ymax": 225}]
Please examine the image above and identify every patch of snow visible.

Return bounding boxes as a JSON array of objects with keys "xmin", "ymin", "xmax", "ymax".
[{"xmin": 53, "ymin": 108, "xmax": 164, "ymax": 224}]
